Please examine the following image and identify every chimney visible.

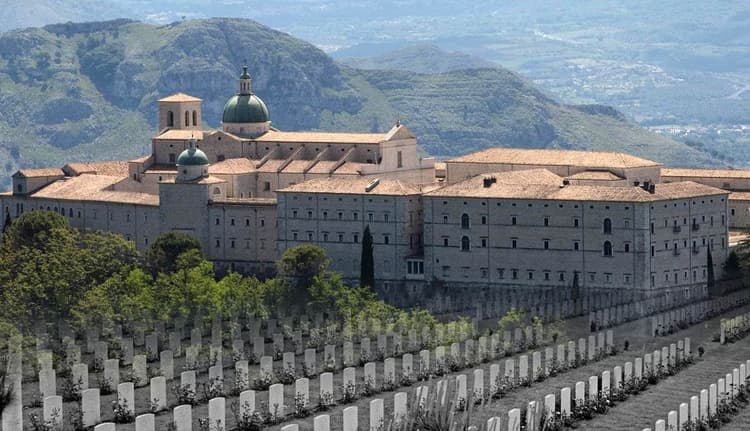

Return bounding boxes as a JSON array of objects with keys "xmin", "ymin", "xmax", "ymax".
[
  {"xmin": 642, "ymin": 181, "xmax": 650, "ymax": 191},
  {"xmin": 649, "ymin": 184, "xmax": 656, "ymax": 194},
  {"xmin": 633, "ymin": 181, "xmax": 640, "ymax": 187},
  {"xmin": 483, "ymin": 176, "xmax": 497, "ymax": 188}
]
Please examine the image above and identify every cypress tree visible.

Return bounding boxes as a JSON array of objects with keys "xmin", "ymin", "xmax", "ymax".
[
  {"xmin": 707, "ymin": 247, "xmax": 716, "ymax": 296},
  {"xmin": 361, "ymin": 225, "xmax": 374, "ymax": 288}
]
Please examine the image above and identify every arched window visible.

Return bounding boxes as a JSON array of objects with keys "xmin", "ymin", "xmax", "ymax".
[
  {"xmin": 461, "ymin": 236, "xmax": 471, "ymax": 251},
  {"xmin": 603, "ymin": 218, "xmax": 612, "ymax": 234},
  {"xmin": 184, "ymin": 111, "xmax": 190, "ymax": 126},
  {"xmin": 603, "ymin": 241, "xmax": 612, "ymax": 257},
  {"xmin": 167, "ymin": 111, "xmax": 174, "ymax": 127},
  {"xmin": 192, "ymin": 110, "xmax": 198, "ymax": 126},
  {"xmin": 461, "ymin": 213, "xmax": 470, "ymax": 229}
]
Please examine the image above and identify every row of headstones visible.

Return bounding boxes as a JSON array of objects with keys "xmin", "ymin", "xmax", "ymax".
[
  {"xmin": 269, "ymin": 336, "xmax": 688, "ymax": 431},
  {"xmin": 720, "ymin": 312, "xmax": 750, "ymax": 344},
  {"xmin": 35, "ymin": 327, "xmax": 614, "ymax": 429},
  {"xmin": 652, "ymin": 288, "xmax": 750, "ymax": 338},
  {"xmin": 644, "ymin": 359, "xmax": 750, "ymax": 431},
  {"xmin": 509, "ymin": 336, "xmax": 694, "ymax": 431}
]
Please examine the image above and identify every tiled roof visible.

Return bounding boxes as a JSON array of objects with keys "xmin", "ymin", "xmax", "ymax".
[
  {"xmin": 254, "ymin": 130, "xmax": 386, "ymax": 144},
  {"xmin": 158, "ymin": 93, "xmax": 202, "ymax": 102},
  {"xmin": 729, "ymin": 192, "xmax": 750, "ymax": 201},
  {"xmin": 14, "ymin": 168, "xmax": 65, "ymax": 178},
  {"xmin": 256, "ymin": 159, "xmax": 286, "ymax": 173},
  {"xmin": 662, "ymin": 168, "xmax": 750, "ymax": 179},
  {"xmin": 333, "ymin": 162, "xmax": 366, "ymax": 174},
  {"xmin": 281, "ymin": 160, "xmax": 310, "ymax": 174},
  {"xmin": 155, "ymin": 129, "xmax": 204, "ymax": 140},
  {"xmin": 209, "ymin": 158, "xmax": 257, "ymax": 175},
  {"xmin": 306, "ymin": 160, "xmax": 339, "ymax": 174},
  {"xmin": 30, "ymin": 175, "xmax": 159, "ymax": 206},
  {"xmin": 565, "ymin": 171, "xmax": 624, "ymax": 181},
  {"xmin": 279, "ymin": 177, "xmax": 423, "ymax": 196},
  {"xmin": 426, "ymin": 170, "xmax": 726, "ymax": 202},
  {"xmin": 64, "ymin": 161, "xmax": 129, "ymax": 178},
  {"xmin": 447, "ymin": 148, "xmax": 661, "ymax": 169},
  {"xmin": 211, "ymin": 197, "xmax": 277, "ymax": 206}
]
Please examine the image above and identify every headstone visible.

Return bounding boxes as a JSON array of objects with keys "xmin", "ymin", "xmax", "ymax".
[
  {"xmin": 575, "ymin": 381, "xmax": 585, "ymax": 402},
  {"xmin": 700, "ymin": 389, "xmax": 709, "ymax": 419},
  {"xmin": 343, "ymin": 367, "xmax": 356, "ymax": 399},
  {"xmin": 209, "ymin": 397, "xmax": 226, "ymax": 431},
  {"xmin": 561, "ymin": 387, "xmax": 571, "ymax": 415},
  {"xmin": 39, "ymin": 368, "xmax": 56, "ymax": 399},
  {"xmin": 239, "ymin": 390, "xmax": 256, "ymax": 417},
  {"xmin": 370, "ymin": 398, "xmax": 384, "ymax": 431},
  {"xmin": 394, "ymin": 392, "xmax": 408, "ymax": 424},
  {"xmin": 343, "ymin": 406, "xmax": 358, "ymax": 431},
  {"xmin": 601, "ymin": 370, "xmax": 610, "ymax": 396},
  {"xmin": 174, "ymin": 405, "xmax": 191, "ymax": 431},
  {"xmin": 690, "ymin": 396, "xmax": 699, "ymax": 422},
  {"xmin": 72, "ymin": 363, "xmax": 89, "ymax": 391},
  {"xmin": 315, "ymin": 414, "xmax": 331, "ymax": 431},
  {"xmin": 181, "ymin": 370, "xmax": 196, "ymax": 393},
  {"xmin": 117, "ymin": 382, "xmax": 135, "ymax": 417},
  {"xmin": 455, "ymin": 374, "xmax": 467, "ymax": 403},
  {"xmin": 43, "ymin": 395, "xmax": 63, "ymax": 430},
  {"xmin": 81, "ymin": 389, "xmax": 100, "ymax": 427},
  {"xmin": 519, "ymin": 355, "xmax": 528, "ymax": 382},
  {"xmin": 133, "ymin": 354, "xmax": 148, "ymax": 387},
  {"xmin": 160, "ymin": 350, "xmax": 174, "ymax": 380},
  {"xmin": 508, "ymin": 408, "xmax": 521, "ymax": 431},
  {"xmin": 305, "ymin": 348, "xmax": 317, "ymax": 375},
  {"xmin": 135, "ymin": 413, "xmax": 155, "ymax": 431},
  {"xmin": 320, "ymin": 373, "xmax": 334, "ymax": 406},
  {"xmin": 296, "ymin": 378, "xmax": 310, "ymax": 409},
  {"xmin": 473, "ymin": 369, "xmax": 484, "ymax": 399},
  {"xmin": 268, "ymin": 383, "xmax": 284, "ymax": 419},
  {"xmin": 150, "ymin": 376, "xmax": 167, "ymax": 412},
  {"xmin": 588, "ymin": 375, "xmax": 598, "ymax": 399}
]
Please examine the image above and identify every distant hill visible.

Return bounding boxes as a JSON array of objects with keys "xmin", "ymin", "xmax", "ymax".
[
  {"xmin": 342, "ymin": 44, "xmax": 497, "ymax": 74},
  {"xmin": 0, "ymin": 18, "xmax": 721, "ymax": 188}
]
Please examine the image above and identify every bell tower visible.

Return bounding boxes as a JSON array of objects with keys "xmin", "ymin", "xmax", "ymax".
[{"xmin": 157, "ymin": 93, "xmax": 203, "ymax": 132}]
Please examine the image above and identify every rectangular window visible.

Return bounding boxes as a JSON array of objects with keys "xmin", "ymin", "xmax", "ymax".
[
  {"xmin": 307, "ymin": 232, "xmax": 313, "ymax": 241},
  {"xmin": 512, "ymin": 216, "xmax": 517, "ymax": 225},
  {"xmin": 292, "ymin": 232, "xmax": 298, "ymax": 240},
  {"xmin": 230, "ymin": 240, "xmax": 235, "ymax": 248},
  {"xmin": 368, "ymin": 213, "xmax": 374, "ymax": 222},
  {"xmin": 338, "ymin": 212, "xmax": 343, "ymax": 220},
  {"xmin": 215, "ymin": 217, "xmax": 220, "ymax": 225},
  {"xmin": 397, "ymin": 151, "xmax": 403, "ymax": 168},
  {"xmin": 512, "ymin": 269, "xmax": 518, "ymax": 280},
  {"xmin": 589, "ymin": 272, "xmax": 595, "ymax": 282},
  {"xmin": 260, "ymin": 218, "xmax": 265, "ymax": 227},
  {"xmin": 480, "ymin": 268, "xmax": 488, "ymax": 279},
  {"xmin": 544, "ymin": 272, "xmax": 550, "ymax": 281},
  {"xmin": 528, "ymin": 271, "xmax": 534, "ymax": 280},
  {"xmin": 215, "ymin": 239, "xmax": 220, "ymax": 248},
  {"xmin": 574, "ymin": 241, "xmax": 579, "ymax": 251},
  {"xmin": 498, "ymin": 269, "xmax": 505, "ymax": 279},
  {"xmin": 384, "ymin": 213, "xmax": 390, "ymax": 222},
  {"xmin": 384, "ymin": 235, "xmax": 390, "ymax": 245},
  {"xmin": 481, "ymin": 215, "xmax": 487, "ymax": 225},
  {"xmin": 245, "ymin": 219, "xmax": 250, "ymax": 226},
  {"xmin": 544, "ymin": 217, "xmax": 549, "ymax": 226},
  {"xmin": 512, "ymin": 239, "xmax": 517, "ymax": 248},
  {"xmin": 322, "ymin": 211, "xmax": 328, "ymax": 220},
  {"xmin": 481, "ymin": 238, "xmax": 487, "ymax": 248},
  {"xmin": 353, "ymin": 234, "xmax": 359, "ymax": 243},
  {"xmin": 574, "ymin": 218, "xmax": 579, "ymax": 227},
  {"xmin": 338, "ymin": 234, "xmax": 344, "ymax": 242},
  {"xmin": 323, "ymin": 233, "xmax": 329, "ymax": 241},
  {"xmin": 353, "ymin": 212, "xmax": 359, "ymax": 221},
  {"xmin": 443, "ymin": 237, "xmax": 449, "ymax": 247},
  {"xmin": 544, "ymin": 240, "xmax": 549, "ymax": 250},
  {"xmin": 307, "ymin": 211, "xmax": 313, "ymax": 219},
  {"xmin": 559, "ymin": 272, "xmax": 565, "ymax": 282},
  {"xmin": 624, "ymin": 243, "xmax": 630, "ymax": 253},
  {"xmin": 263, "ymin": 182, "xmax": 271, "ymax": 191}
]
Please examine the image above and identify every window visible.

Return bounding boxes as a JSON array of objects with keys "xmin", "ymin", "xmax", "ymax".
[
  {"xmin": 263, "ymin": 182, "xmax": 271, "ymax": 191},
  {"xmin": 215, "ymin": 239, "xmax": 220, "ymax": 248},
  {"xmin": 603, "ymin": 218, "xmax": 612, "ymax": 234},
  {"xmin": 169, "ymin": 153, "xmax": 176, "ymax": 163},
  {"xmin": 384, "ymin": 235, "xmax": 390, "ymax": 245},
  {"xmin": 544, "ymin": 217, "xmax": 549, "ymax": 226},
  {"xmin": 215, "ymin": 217, "xmax": 220, "ymax": 225},
  {"xmin": 650, "ymin": 222, "xmax": 654, "ymax": 234},
  {"xmin": 353, "ymin": 212, "xmax": 359, "ymax": 220},
  {"xmin": 397, "ymin": 151, "xmax": 403, "ymax": 168},
  {"xmin": 589, "ymin": 272, "xmax": 596, "ymax": 282},
  {"xmin": 461, "ymin": 213, "xmax": 470, "ymax": 229},
  {"xmin": 322, "ymin": 211, "xmax": 328, "ymax": 220},
  {"xmin": 559, "ymin": 272, "xmax": 565, "ymax": 282},
  {"xmin": 512, "ymin": 239, "xmax": 517, "ymax": 249},
  {"xmin": 512, "ymin": 269, "xmax": 518, "ymax": 280},
  {"xmin": 353, "ymin": 234, "xmax": 359, "ymax": 243},
  {"xmin": 260, "ymin": 218, "xmax": 265, "ymax": 227},
  {"xmin": 306, "ymin": 211, "xmax": 313, "ymax": 219},
  {"xmin": 461, "ymin": 236, "xmax": 471, "ymax": 251},
  {"xmin": 443, "ymin": 237, "xmax": 449, "ymax": 247},
  {"xmin": 323, "ymin": 233, "xmax": 329, "ymax": 241},
  {"xmin": 603, "ymin": 241, "xmax": 612, "ymax": 256},
  {"xmin": 481, "ymin": 215, "xmax": 487, "ymax": 225},
  {"xmin": 574, "ymin": 218, "xmax": 579, "ymax": 227},
  {"xmin": 481, "ymin": 238, "xmax": 487, "ymax": 248},
  {"xmin": 368, "ymin": 213, "xmax": 374, "ymax": 222},
  {"xmin": 192, "ymin": 110, "xmax": 197, "ymax": 126},
  {"xmin": 384, "ymin": 213, "xmax": 390, "ymax": 222},
  {"xmin": 498, "ymin": 269, "xmax": 505, "ymax": 279},
  {"xmin": 338, "ymin": 212, "xmax": 343, "ymax": 220},
  {"xmin": 292, "ymin": 232, "xmax": 298, "ymax": 240},
  {"xmin": 624, "ymin": 274, "xmax": 631, "ymax": 284},
  {"xmin": 184, "ymin": 111, "xmax": 190, "ymax": 126},
  {"xmin": 230, "ymin": 240, "xmax": 235, "ymax": 248},
  {"xmin": 544, "ymin": 272, "xmax": 550, "ymax": 281},
  {"xmin": 624, "ymin": 243, "xmax": 630, "ymax": 253},
  {"xmin": 574, "ymin": 241, "xmax": 579, "ymax": 251},
  {"xmin": 511, "ymin": 216, "xmax": 517, "ymax": 225},
  {"xmin": 167, "ymin": 110, "xmax": 174, "ymax": 127},
  {"xmin": 230, "ymin": 218, "xmax": 235, "ymax": 226},
  {"xmin": 732, "ymin": 208, "xmax": 736, "ymax": 216},
  {"xmin": 292, "ymin": 210, "xmax": 298, "ymax": 219},
  {"xmin": 544, "ymin": 240, "xmax": 549, "ymax": 250},
  {"xmin": 480, "ymin": 268, "xmax": 488, "ymax": 279},
  {"xmin": 338, "ymin": 234, "xmax": 344, "ymax": 242},
  {"xmin": 527, "ymin": 271, "xmax": 534, "ymax": 280},
  {"xmin": 307, "ymin": 232, "xmax": 313, "ymax": 241}
]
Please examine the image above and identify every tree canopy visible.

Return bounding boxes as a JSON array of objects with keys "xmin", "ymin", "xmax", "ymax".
[{"xmin": 144, "ymin": 231, "xmax": 203, "ymax": 276}]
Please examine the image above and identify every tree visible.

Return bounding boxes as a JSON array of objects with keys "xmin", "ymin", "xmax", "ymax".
[
  {"xmin": 1, "ymin": 210, "xmax": 69, "ymax": 250},
  {"xmin": 360, "ymin": 225, "xmax": 374, "ymax": 288},
  {"xmin": 145, "ymin": 232, "xmax": 202, "ymax": 276},
  {"xmin": 723, "ymin": 250, "xmax": 742, "ymax": 280},
  {"xmin": 707, "ymin": 247, "xmax": 716, "ymax": 296}
]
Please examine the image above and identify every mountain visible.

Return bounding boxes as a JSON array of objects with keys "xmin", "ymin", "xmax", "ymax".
[
  {"xmin": 342, "ymin": 44, "xmax": 497, "ymax": 74},
  {"xmin": 0, "ymin": 18, "xmax": 722, "ymax": 188}
]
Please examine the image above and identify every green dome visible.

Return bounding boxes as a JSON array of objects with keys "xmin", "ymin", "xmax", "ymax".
[
  {"xmin": 176, "ymin": 146, "xmax": 209, "ymax": 166},
  {"xmin": 222, "ymin": 94, "xmax": 269, "ymax": 123}
]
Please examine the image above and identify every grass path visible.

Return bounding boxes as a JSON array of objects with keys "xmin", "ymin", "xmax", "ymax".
[{"xmin": 575, "ymin": 319, "xmax": 750, "ymax": 430}]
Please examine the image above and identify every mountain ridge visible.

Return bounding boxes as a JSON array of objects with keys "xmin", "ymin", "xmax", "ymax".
[{"xmin": 0, "ymin": 18, "xmax": 722, "ymax": 188}]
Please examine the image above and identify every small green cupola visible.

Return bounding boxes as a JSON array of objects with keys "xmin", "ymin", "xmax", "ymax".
[{"xmin": 176, "ymin": 137, "xmax": 209, "ymax": 182}]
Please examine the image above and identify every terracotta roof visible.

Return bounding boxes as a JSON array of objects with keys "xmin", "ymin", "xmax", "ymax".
[
  {"xmin": 447, "ymin": 148, "xmax": 661, "ymax": 169},
  {"xmin": 333, "ymin": 162, "xmax": 365, "ymax": 175},
  {"xmin": 279, "ymin": 177, "xmax": 423, "ymax": 196},
  {"xmin": 63, "ymin": 161, "xmax": 129, "ymax": 178},
  {"xmin": 281, "ymin": 160, "xmax": 310, "ymax": 174},
  {"xmin": 158, "ymin": 92, "xmax": 202, "ymax": 102},
  {"xmin": 209, "ymin": 158, "xmax": 257, "ymax": 175},
  {"xmin": 426, "ymin": 170, "xmax": 725, "ymax": 202},
  {"xmin": 256, "ymin": 159, "xmax": 286, "ymax": 173},
  {"xmin": 306, "ymin": 160, "xmax": 339, "ymax": 174},
  {"xmin": 146, "ymin": 164, "xmax": 178, "ymax": 173},
  {"xmin": 255, "ymin": 130, "xmax": 386, "ymax": 144},
  {"xmin": 160, "ymin": 176, "xmax": 226, "ymax": 185},
  {"xmin": 14, "ymin": 168, "xmax": 65, "ymax": 178},
  {"xmin": 729, "ymin": 192, "xmax": 750, "ymax": 201},
  {"xmin": 155, "ymin": 129, "xmax": 204, "ymax": 140},
  {"xmin": 662, "ymin": 168, "xmax": 750, "ymax": 179},
  {"xmin": 565, "ymin": 171, "xmax": 624, "ymax": 181},
  {"xmin": 30, "ymin": 175, "xmax": 159, "ymax": 206}
]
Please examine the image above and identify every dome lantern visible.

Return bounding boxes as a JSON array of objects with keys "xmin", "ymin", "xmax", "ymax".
[{"xmin": 221, "ymin": 66, "xmax": 271, "ymax": 137}]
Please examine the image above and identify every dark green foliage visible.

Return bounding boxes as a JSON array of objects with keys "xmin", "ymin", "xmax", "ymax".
[
  {"xmin": 360, "ymin": 225, "xmax": 374, "ymax": 288},
  {"xmin": 2, "ymin": 210, "xmax": 69, "ymax": 249},
  {"xmin": 707, "ymin": 247, "xmax": 716, "ymax": 295},
  {"xmin": 724, "ymin": 250, "xmax": 742, "ymax": 279},
  {"xmin": 145, "ymin": 232, "xmax": 203, "ymax": 276}
]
